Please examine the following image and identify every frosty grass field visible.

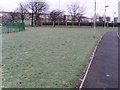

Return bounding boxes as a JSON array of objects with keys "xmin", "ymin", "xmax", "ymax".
[
  {"xmin": 0, "ymin": 25, "xmax": 2, "ymax": 89},
  {"xmin": 2, "ymin": 26, "xmax": 113, "ymax": 88}
]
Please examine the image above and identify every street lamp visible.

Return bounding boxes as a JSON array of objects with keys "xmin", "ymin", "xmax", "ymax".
[
  {"xmin": 93, "ymin": 0, "xmax": 96, "ymax": 38},
  {"xmin": 113, "ymin": 12, "xmax": 116, "ymax": 29},
  {"xmin": 104, "ymin": 5, "xmax": 109, "ymax": 29}
]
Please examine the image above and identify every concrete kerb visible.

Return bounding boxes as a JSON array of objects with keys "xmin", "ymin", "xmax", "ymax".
[{"xmin": 79, "ymin": 32, "xmax": 107, "ymax": 90}]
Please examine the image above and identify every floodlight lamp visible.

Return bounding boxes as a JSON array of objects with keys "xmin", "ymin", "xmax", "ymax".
[{"xmin": 105, "ymin": 6, "xmax": 109, "ymax": 7}]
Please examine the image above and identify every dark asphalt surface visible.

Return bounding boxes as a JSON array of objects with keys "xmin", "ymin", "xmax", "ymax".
[{"xmin": 82, "ymin": 30, "xmax": 118, "ymax": 88}]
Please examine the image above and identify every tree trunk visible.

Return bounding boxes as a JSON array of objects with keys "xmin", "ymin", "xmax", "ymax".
[
  {"xmin": 21, "ymin": 16, "xmax": 24, "ymax": 22},
  {"xmin": 31, "ymin": 13, "xmax": 34, "ymax": 27},
  {"xmin": 34, "ymin": 19, "xmax": 37, "ymax": 26},
  {"xmin": 22, "ymin": 19, "xmax": 24, "ymax": 22},
  {"xmin": 78, "ymin": 21, "xmax": 80, "ymax": 26},
  {"xmin": 41, "ymin": 21, "xmax": 43, "ymax": 26},
  {"xmin": 72, "ymin": 21, "xmax": 74, "ymax": 26},
  {"xmin": 39, "ymin": 15, "xmax": 42, "ymax": 26},
  {"xmin": 58, "ymin": 20, "xmax": 60, "ymax": 26},
  {"xmin": 34, "ymin": 14, "xmax": 38, "ymax": 26},
  {"xmin": 66, "ymin": 21, "xmax": 67, "ymax": 26},
  {"xmin": 53, "ymin": 21, "xmax": 55, "ymax": 27}
]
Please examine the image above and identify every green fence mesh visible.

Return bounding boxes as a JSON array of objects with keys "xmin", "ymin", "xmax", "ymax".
[{"xmin": 2, "ymin": 22, "xmax": 25, "ymax": 33}]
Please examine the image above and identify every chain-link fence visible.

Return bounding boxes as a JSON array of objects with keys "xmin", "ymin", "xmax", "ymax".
[{"xmin": 2, "ymin": 22, "xmax": 25, "ymax": 33}]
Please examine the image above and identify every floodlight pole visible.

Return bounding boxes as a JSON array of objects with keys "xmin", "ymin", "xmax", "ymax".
[
  {"xmin": 113, "ymin": 12, "xmax": 116, "ymax": 30},
  {"xmin": 59, "ymin": 0, "xmax": 60, "ymax": 9},
  {"xmin": 104, "ymin": 6, "xmax": 109, "ymax": 29},
  {"xmin": 93, "ymin": 0, "xmax": 96, "ymax": 38}
]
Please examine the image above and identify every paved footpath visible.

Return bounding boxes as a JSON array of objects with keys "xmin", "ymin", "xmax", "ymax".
[{"xmin": 82, "ymin": 30, "xmax": 119, "ymax": 88}]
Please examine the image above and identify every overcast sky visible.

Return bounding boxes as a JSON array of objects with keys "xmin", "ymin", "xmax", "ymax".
[{"xmin": 0, "ymin": 0, "xmax": 119, "ymax": 20}]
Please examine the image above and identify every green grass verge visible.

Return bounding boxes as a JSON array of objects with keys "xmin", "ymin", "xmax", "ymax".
[{"xmin": 2, "ymin": 26, "xmax": 113, "ymax": 88}]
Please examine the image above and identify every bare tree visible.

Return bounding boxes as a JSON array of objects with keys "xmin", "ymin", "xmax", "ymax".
[
  {"xmin": 27, "ymin": 0, "xmax": 48, "ymax": 26},
  {"xmin": 76, "ymin": 13, "xmax": 85, "ymax": 26},
  {"xmin": 49, "ymin": 10, "xmax": 64, "ymax": 27},
  {"xmin": 68, "ymin": 2, "xmax": 85, "ymax": 26},
  {"xmin": 17, "ymin": 3, "xmax": 28, "ymax": 22},
  {"xmin": 9, "ymin": 11, "xmax": 20, "ymax": 23},
  {"xmin": 2, "ymin": 14, "xmax": 11, "ymax": 24}
]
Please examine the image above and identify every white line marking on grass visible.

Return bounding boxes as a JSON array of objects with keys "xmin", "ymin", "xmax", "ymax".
[
  {"xmin": 79, "ymin": 32, "xmax": 106, "ymax": 90},
  {"xmin": 117, "ymin": 32, "xmax": 120, "ymax": 39}
]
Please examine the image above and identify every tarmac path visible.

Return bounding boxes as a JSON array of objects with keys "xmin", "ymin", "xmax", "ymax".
[{"xmin": 82, "ymin": 30, "xmax": 118, "ymax": 88}]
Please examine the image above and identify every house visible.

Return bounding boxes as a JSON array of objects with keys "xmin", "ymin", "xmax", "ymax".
[
  {"xmin": 106, "ymin": 17, "xmax": 111, "ymax": 22},
  {"xmin": 114, "ymin": 17, "xmax": 118, "ymax": 23},
  {"xmin": 99, "ymin": 17, "xmax": 104, "ymax": 22},
  {"xmin": 64, "ymin": 15, "xmax": 92, "ymax": 22},
  {"xmin": 98, "ymin": 16, "xmax": 111, "ymax": 22},
  {"xmin": 82, "ymin": 17, "xmax": 92, "ymax": 22}
]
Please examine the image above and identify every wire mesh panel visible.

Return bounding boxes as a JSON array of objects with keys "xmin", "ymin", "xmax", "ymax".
[{"xmin": 2, "ymin": 22, "xmax": 25, "ymax": 33}]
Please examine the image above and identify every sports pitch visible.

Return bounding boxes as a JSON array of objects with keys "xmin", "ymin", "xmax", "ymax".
[{"xmin": 2, "ymin": 26, "xmax": 113, "ymax": 88}]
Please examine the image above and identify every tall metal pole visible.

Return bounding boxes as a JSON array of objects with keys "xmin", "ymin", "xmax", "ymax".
[
  {"xmin": 104, "ymin": 7, "xmax": 106, "ymax": 29},
  {"xmin": 59, "ymin": 0, "xmax": 60, "ymax": 9},
  {"xmin": 93, "ymin": 0, "xmax": 96, "ymax": 38},
  {"xmin": 58, "ymin": 0, "xmax": 60, "ymax": 26},
  {"xmin": 113, "ymin": 12, "xmax": 116, "ymax": 30},
  {"xmin": 104, "ymin": 6, "xmax": 109, "ymax": 29}
]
